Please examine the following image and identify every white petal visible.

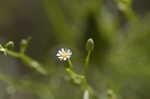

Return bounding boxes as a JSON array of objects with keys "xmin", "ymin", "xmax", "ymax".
[
  {"xmin": 56, "ymin": 53, "xmax": 61, "ymax": 56},
  {"xmin": 61, "ymin": 48, "xmax": 65, "ymax": 53},
  {"xmin": 67, "ymin": 49, "xmax": 70, "ymax": 53},
  {"xmin": 64, "ymin": 58, "xmax": 67, "ymax": 61},
  {"xmin": 58, "ymin": 57, "xmax": 63, "ymax": 61},
  {"xmin": 66, "ymin": 55, "xmax": 70, "ymax": 59},
  {"xmin": 68, "ymin": 51, "xmax": 72, "ymax": 55},
  {"xmin": 58, "ymin": 56, "xmax": 63, "ymax": 59},
  {"xmin": 58, "ymin": 50, "xmax": 62, "ymax": 54}
]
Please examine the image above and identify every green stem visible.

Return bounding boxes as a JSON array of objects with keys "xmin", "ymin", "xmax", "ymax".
[
  {"xmin": 0, "ymin": 72, "xmax": 19, "ymax": 87},
  {"xmin": 6, "ymin": 50, "xmax": 47, "ymax": 75},
  {"xmin": 115, "ymin": 0, "xmax": 138, "ymax": 23},
  {"xmin": 84, "ymin": 50, "xmax": 91, "ymax": 75},
  {"xmin": 66, "ymin": 60, "xmax": 97, "ymax": 99},
  {"xmin": 123, "ymin": 7, "xmax": 138, "ymax": 23},
  {"xmin": 19, "ymin": 54, "xmax": 47, "ymax": 75},
  {"xmin": 67, "ymin": 59, "xmax": 72, "ymax": 68},
  {"xmin": 81, "ymin": 76, "xmax": 88, "ymax": 90},
  {"xmin": 6, "ymin": 49, "xmax": 20, "ymax": 58}
]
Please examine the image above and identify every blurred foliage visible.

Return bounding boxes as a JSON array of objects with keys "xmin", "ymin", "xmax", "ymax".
[{"xmin": 0, "ymin": 0, "xmax": 150, "ymax": 99}]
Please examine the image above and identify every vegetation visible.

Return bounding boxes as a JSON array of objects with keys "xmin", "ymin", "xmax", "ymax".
[{"xmin": 0, "ymin": 0, "xmax": 150, "ymax": 99}]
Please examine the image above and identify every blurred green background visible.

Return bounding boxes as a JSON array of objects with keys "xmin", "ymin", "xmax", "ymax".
[{"xmin": 0, "ymin": 0, "xmax": 150, "ymax": 99}]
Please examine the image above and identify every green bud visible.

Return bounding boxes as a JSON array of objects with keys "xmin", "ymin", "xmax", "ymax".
[
  {"xmin": 86, "ymin": 38, "xmax": 94, "ymax": 51},
  {"xmin": 21, "ymin": 39, "xmax": 28, "ymax": 47},
  {"xmin": 0, "ymin": 45, "xmax": 6, "ymax": 55},
  {"xmin": 123, "ymin": 0, "xmax": 132, "ymax": 6},
  {"xmin": 107, "ymin": 89, "xmax": 116, "ymax": 99},
  {"xmin": 116, "ymin": 0, "xmax": 132, "ymax": 11},
  {"xmin": 21, "ymin": 37, "xmax": 31, "ymax": 47},
  {"xmin": 20, "ymin": 37, "xmax": 32, "ymax": 53},
  {"xmin": 5, "ymin": 41, "xmax": 14, "ymax": 50},
  {"xmin": 107, "ymin": 90, "xmax": 113, "ymax": 96},
  {"xmin": 116, "ymin": 0, "xmax": 132, "ymax": 5}
]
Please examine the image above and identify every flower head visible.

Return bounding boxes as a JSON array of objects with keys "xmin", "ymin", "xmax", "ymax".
[{"xmin": 56, "ymin": 48, "xmax": 72, "ymax": 61}]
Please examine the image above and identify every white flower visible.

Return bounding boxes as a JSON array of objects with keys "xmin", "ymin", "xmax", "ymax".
[{"xmin": 56, "ymin": 48, "xmax": 72, "ymax": 61}]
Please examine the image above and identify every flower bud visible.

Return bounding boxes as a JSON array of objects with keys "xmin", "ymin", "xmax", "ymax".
[
  {"xmin": 21, "ymin": 39, "xmax": 28, "ymax": 48},
  {"xmin": 20, "ymin": 37, "xmax": 32, "ymax": 53},
  {"xmin": 0, "ymin": 45, "xmax": 6, "ymax": 55},
  {"xmin": 116, "ymin": 0, "xmax": 132, "ymax": 11},
  {"xmin": 86, "ymin": 38, "xmax": 94, "ymax": 51},
  {"xmin": 123, "ymin": 0, "xmax": 132, "ymax": 6},
  {"xmin": 5, "ymin": 41, "xmax": 14, "ymax": 50},
  {"xmin": 107, "ymin": 89, "xmax": 115, "ymax": 99}
]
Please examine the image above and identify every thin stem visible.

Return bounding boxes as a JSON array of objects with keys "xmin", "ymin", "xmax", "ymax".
[
  {"xmin": 81, "ymin": 76, "xmax": 88, "ymax": 90},
  {"xmin": 19, "ymin": 54, "xmax": 47, "ymax": 75},
  {"xmin": 115, "ymin": 0, "xmax": 138, "ymax": 23},
  {"xmin": 123, "ymin": 7, "xmax": 138, "ymax": 23},
  {"xmin": 65, "ymin": 59, "xmax": 97, "ymax": 99},
  {"xmin": 6, "ymin": 49, "xmax": 21, "ymax": 58},
  {"xmin": 0, "ymin": 72, "xmax": 19, "ymax": 86},
  {"xmin": 6, "ymin": 49, "xmax": 47, "ymax": 75},
  {"xmin": 67, "ymin": 59, "xmax": 72, "ymax": 68},
  {"xmin": 84, "ymin": 50, "xmax": 91, "ymax": 75},
  {"xmin": 83, "ymin": 90, "xmax": 89, "ymax": 99}
]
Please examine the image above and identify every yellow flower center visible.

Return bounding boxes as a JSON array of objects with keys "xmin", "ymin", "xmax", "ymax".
[{"xmin": 62, "ymin": 52, "xmax": 68, "ymax": 58}]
